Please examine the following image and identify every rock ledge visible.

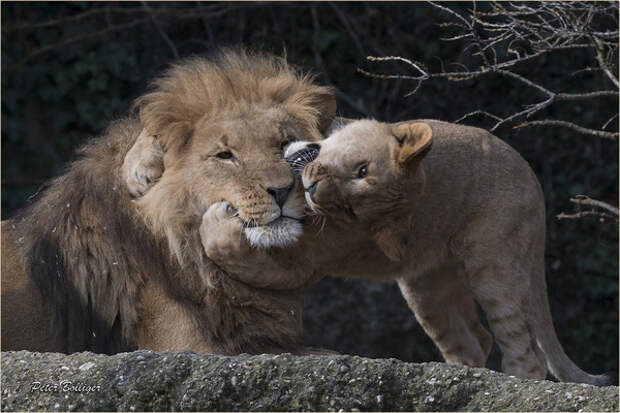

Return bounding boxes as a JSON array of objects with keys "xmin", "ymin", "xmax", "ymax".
[{"xmin": 1, "ymin": 351, "xmax": 617, "ymax": 411}]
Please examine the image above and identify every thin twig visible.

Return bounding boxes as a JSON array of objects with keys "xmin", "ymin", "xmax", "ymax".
[
  {"xmin": 2, "ymin": 7, "xmax": 147, "ymax": 31},
  {"xmin": 141, "ymin": 2, "xmax": 179, "ymax": 59},
  {"xmin": 570, "ymin": 195, "xmax": 619, "ymax": 216},
  {"xmin": 359, "ymin": 1, "xmax": 618, "ymax": 139},
  {"xmin": 602, "ymin": 113, "xmax": 619, "ymax": 130},
  {"xmin": 328, "ymin": 3, "xmax": 366, "ymax": 58},
  {"xmin": 592, "ymin": 36, "xmax": 620, "ymax": 88},
  {"xmin": 6, "ymin": 17, "xmax": 153, "ymax": 72},
  {"xmin": 557, "ymin": 210, "xmax": 618, "ymax": 222},
  {"xmin": 515, "ymin": 120, "xmax": 619, "ymax": 139},
  {"xmin": 454, "ymin": 110, "xmax": 503, "ymax": 123},
  {"xmin": 557, "ymin": 195, "xmax": 618, "ymax": 223}
]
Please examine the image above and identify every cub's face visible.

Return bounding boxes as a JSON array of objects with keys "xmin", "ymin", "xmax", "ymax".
[{"xmin": 285, "ymin": 119, "xmax": 433, "ymax": 223}]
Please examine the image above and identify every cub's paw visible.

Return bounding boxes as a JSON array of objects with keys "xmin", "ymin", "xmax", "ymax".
[
  {"xmin": 199, "ymin": 201, "xmax": 249, "ymax": 264},
  {"xmin": 122, "ymin": 129, "xmax": 164, "ymax": 197}
]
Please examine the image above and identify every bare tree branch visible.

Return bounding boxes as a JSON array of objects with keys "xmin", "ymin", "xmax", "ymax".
[
  {"xmin": 602, "ymin": 113, "xmax": 619, "ymax": 130},
  {"xmin": 556, "ymin": 210, "xmax": 618, "ymax": 223},
  {"xmin": 3, "ymin": 3, "xmax": 250, "ymax": 72},
  {"xmin": 6, "ymin": 17, "xmax": 153, "ymax": 72},
  {"xmin": 557, "ymin": 195, "xmax": 619, "ymax": 223},
  {"xmin": 515, "ymin": 120, "xmax": 619, "ymax": 139},
  {"xmin": 360, "ymin": 1, "xmax": 619, "ymax": 224},
  {"xmin": 592, "ymin": 35, "xmax": 620, "ymax": 88},
  {"xmin": 328, "ymin": 3, "xmax": 366, "ymax": 58},
  {"xmin": 359, "ymin": 1, "xmax": 619, "ymax": 140},
  {"xmin": 570, "ymin": 195, "xmax": 619, "ymax": 216},
  {"xmin": 1, "ymin": 7, "xmax": 147, "ymax": 31},
  {"xmin": 557, "ymin": 211, "xmax": 618, "ymax": 222},
  {"xmin": 141, "ymin": 2, "xmax": 179, "ymax": 59}
]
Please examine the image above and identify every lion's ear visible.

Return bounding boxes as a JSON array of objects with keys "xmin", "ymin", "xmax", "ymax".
[
  {"xmin": 134, "ymin": 92, "xmax": 194, "ymax": 153},
  {"xmin": 391, "ymin": 122, "xmax": 433, "ymax": 165},
  {"xmin": 315, "ymin": 91, "xmax": 337, "ymax": 134}
]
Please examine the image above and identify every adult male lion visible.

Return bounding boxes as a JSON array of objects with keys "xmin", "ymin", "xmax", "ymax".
[{"xmin": 1, "ymin": 50, "xmax": 336, "ymax": 354}]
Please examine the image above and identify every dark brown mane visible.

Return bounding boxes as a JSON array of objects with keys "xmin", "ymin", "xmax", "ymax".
[{"xmin": 9, "ymin": 119, "xmax": 171, "ymax": 354}]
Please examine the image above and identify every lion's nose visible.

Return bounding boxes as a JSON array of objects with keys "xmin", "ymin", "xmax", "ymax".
[{"xmin": 267, "ymin": 182, "xmax": 294, "ymax": 208}]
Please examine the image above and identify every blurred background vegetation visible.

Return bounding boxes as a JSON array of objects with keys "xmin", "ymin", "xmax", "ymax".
[{"xmin": 2, "ymin": 2, "xmax": 617, "ymax": 376}]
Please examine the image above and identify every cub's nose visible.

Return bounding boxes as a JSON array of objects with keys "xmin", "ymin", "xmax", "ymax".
[
  {"xmin": 305, "ymin": 180, "xmax": 318, "ymax": 196},
  {"xmin": 267, "ymin": 182, "xmax": 294, "ymax": 208}
]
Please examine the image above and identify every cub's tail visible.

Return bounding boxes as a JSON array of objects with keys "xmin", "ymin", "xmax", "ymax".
[{"xmin": 531, "ymin": 266, "xmax": 615, "ymax": 386}]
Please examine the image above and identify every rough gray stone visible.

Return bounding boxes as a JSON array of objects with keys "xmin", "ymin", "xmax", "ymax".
[{"xmin": 2, "ymin": 351, "xmax": 617, "ymax": 412}]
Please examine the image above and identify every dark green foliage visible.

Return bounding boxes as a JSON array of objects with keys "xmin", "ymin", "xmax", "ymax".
[{"xmin": 1, "ymin": 2, "xmax": 617, "ymax": 375}]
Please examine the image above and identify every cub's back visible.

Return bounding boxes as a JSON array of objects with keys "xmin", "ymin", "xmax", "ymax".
[
  {"xmin": 409, "ymin": 119, "xmax": 544, "ymax": 239},
  {"xmin": 422, "ymin": 119, "xmax": 542, "ymax": 201}
]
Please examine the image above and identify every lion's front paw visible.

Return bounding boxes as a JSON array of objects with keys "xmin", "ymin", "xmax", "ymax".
[{"xmin": 123, "ymin": 129, "xmax": 164, "ymax": 197}]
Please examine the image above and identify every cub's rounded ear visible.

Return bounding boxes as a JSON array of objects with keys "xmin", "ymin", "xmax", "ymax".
[{"xmin": 391, "ymin": 122, "xmax": 433, "ymax": 165}]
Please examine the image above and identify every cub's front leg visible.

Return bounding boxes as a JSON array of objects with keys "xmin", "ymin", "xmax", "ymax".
[
  {"xmin": 200, "ymin": 202, "xmax": 335, "ymax": 356},
  {"xmin": 199, "ymin": 201, "xmax": 319, "ymax": 291},
  {"xmin": 122, "ymin": 129, "xmax": 163, "ymax": 197}
]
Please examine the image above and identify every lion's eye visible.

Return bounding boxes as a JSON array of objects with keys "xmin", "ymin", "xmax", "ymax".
[
  {"xmin": 216, "ymin": 151, "xmax": 233, "ymax": 159},
  {"xmin": 357, "ymin": 165, "xmax": 368, "ymax": 179}
]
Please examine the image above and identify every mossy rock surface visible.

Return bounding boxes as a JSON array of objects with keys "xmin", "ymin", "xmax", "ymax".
[{"xmin": 1, "ymin": 350, "xmax": 617, "ymax": 411}]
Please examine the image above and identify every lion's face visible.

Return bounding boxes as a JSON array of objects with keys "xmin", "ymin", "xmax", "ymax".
[
  {"xmin": 130, "ymin": 51, "xmax": 336, "ymax": 262},
  {"xmin": 138, "ymin": 105, "xmax": 325, "ymax": 253},
  {"xmin": 185, "ymin": 106, "xmax": 320, "ymax": 247},
  {"xmin": 287, "ymin": 120, "xmax": 432, "ymax": 223}
]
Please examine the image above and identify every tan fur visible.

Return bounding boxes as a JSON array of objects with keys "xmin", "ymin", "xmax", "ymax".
[
  {"xmin": 294, "ymin": 118, "xmax": 612, "ymax": 386},
  {"xmin": 121, "ymin": 113, "xmax": 612, "ymax": 385},
  {"xmin": 1, "ymin": 50, "xmax": 335, "ymax": 355}
]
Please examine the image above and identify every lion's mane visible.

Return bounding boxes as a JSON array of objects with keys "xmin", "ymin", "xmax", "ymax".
[{"xmin": 7, "ymin": 49, "xmax": 333, "ymax": 354}]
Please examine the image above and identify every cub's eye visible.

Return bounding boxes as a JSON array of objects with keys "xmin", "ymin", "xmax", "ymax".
[
  {"xmin": 357, "ymin": 165, "xmax": 368, "ymax": 179},
  {"xmin": 216, "ymin": 151, "xmax": 233, "ymax": 159}
]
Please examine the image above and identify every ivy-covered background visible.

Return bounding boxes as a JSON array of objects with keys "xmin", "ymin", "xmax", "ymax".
[{"xmin": 2, "ymin": 2, "xmax": 617, "ymax": 376}]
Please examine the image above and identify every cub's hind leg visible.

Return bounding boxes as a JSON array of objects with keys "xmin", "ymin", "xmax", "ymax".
[
  {"xmin": 463, "ymin": 258, "xmax": 547, "ymax": 380},
  {"xmin": 397, "ymin": 263, "xmax": 492, "ymax": 368}
]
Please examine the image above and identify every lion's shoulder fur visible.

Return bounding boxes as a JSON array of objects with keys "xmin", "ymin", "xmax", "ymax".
[{"xmin": 6, "ymin": 119, "xmax": 170, "ymax": 353}]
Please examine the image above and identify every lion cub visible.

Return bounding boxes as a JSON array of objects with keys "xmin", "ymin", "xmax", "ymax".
[{"xmin": 286, "ymin": 118, "xmax": 612, "ymax": 386}]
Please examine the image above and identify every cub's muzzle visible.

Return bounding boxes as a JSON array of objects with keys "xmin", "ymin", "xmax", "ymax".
[{"xmin": 304, "ymin": 180, "xmax": 318, "ymax": 196}]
